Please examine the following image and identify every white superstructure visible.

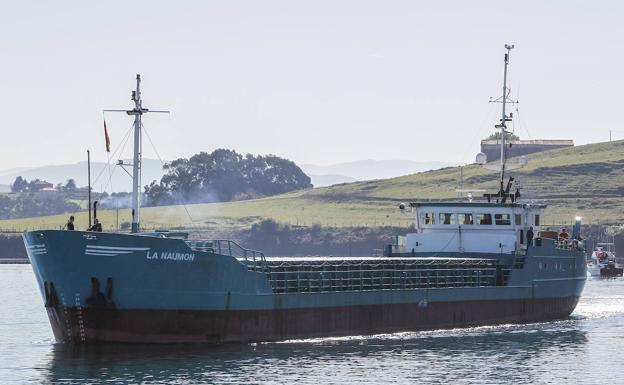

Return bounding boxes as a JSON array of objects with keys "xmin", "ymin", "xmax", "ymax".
[{"xmin": 394, "ymin": 202, "xmax": 543, "ymax": 255}]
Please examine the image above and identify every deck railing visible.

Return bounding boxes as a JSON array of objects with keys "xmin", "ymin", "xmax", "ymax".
[{"xmin": 185, "ymin": 239, "xmax": 267, "ymax": 271}]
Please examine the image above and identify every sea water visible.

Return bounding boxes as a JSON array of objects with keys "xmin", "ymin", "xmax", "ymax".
[{"xmin": 1, "ymin": 264, "xmax": 622, "ymax": 384}]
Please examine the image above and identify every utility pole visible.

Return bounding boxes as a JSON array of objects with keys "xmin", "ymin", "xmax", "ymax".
[{"xmin": 459, "ymin": 165, "xmax": 463, "ymax": 197}]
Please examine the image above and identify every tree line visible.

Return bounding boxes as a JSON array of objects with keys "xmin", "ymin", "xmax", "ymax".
[
  {"xmin": 144, "ymin": 149, "xmax": 312, "ymax": 206},
  {"xmin": 0, "ymin": 194, "xmax": 80, "ymax": 220},
  {"xmin": 485, "ymin": 131, "xmax": 520, "ymax": 141},
  {"xmin": 0, "ymin": 149, "xmax": 311, "ymax": 219},
  {"xmin": 11, "ymin": 176, "xmax": 78, "ymax": 193}
]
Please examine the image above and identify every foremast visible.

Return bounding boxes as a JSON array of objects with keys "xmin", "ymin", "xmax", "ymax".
[
  {"xmin": 105, "ymin": 75, "xmax": 168, "ymax": 233},
  {"xmin": 128, "ymin": 75, "xmax": 144, "ymax": 233}
]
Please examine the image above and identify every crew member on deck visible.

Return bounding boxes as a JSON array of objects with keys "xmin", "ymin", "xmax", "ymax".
[
  {"xmin": 87, "ymin": 218, "xmax": 102, "ymax": 232},
  {"xmin": 526, "ymin": 226, "xmax": 534, "ymax": 248},
  {"xmin": 64, "ymin": 216, "xmax": 75, "ymax": 230}
]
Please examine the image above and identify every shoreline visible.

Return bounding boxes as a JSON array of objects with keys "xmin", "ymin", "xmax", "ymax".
[{"xmin": 0, "ymin": 258, "xmax": 29, "ymax": 264}]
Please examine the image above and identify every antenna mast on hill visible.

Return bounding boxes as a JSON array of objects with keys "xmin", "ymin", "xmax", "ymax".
[{"xmin": 104, "ymin": 75, "xmax": 169, "ymax": 233}]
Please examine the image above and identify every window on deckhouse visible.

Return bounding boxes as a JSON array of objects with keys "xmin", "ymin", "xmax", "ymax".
[
  {"xmin": 459, "ymin": 213, "xmax": 473, "ymax": 225},
  {"xmin": 422, "ymin": 213, "xmax": 435, "ymax": 225},
  {"xmin": 477, "ymin": 214, "xmax": 492, "ymax": 225},
  {"xmin": 495, "ymin": 214, "xmax": 511, "ymax": 225},
  {"xmin": 439, "ymin": 213, "xmax": 454, "ymax": 225}
]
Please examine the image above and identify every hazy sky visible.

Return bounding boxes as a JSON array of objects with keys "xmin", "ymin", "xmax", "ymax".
[{"xmin": 1, "ymin": 0, "xmax": 623, "ymax": 170}]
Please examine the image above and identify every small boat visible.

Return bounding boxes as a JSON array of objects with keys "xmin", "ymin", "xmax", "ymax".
[{"xmin": 587, "ymin": 243, "xmax": 623, "ymax": 278}]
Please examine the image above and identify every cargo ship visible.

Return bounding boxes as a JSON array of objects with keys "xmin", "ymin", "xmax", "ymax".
[{"xmin": 23, "ymin": 46, "xmax": 587, "ymax": 344}]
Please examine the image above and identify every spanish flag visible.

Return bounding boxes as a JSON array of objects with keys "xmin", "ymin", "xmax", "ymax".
[{"xmin": 104, "ymin": 120, "xmax": 111, "ymax": 153}]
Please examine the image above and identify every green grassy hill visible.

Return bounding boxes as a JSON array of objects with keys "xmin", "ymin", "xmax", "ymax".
[{"xmin": 2, "ymin": 140, "xmax": 623, "ymax": 232}]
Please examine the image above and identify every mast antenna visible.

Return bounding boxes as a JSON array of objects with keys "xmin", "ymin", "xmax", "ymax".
[
  {"xmin": 103, "ymin": 74, "xmax": 169, "ymax": 233},
  {"xmin": 488, "ymin": 44, "xmax": 518, "ymax": 196},
  {"xmin": 479, "ymin": 45, "xmax": 527, "ymax": 204}
]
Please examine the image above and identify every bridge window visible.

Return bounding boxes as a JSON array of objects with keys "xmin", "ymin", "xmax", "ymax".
[
  {"xmin": 534, "ymin": 214, "xmax": 541, "ymax": 226},
  {"xmin": 422, "ymin": 213, "xmax": 435, "ymax": 225},
  {"xmin": 495, "ymin": 213, "xmax": 511, "ymax": 225},
  {"xmin": 515, "ymin": 214, "xmax": 522, "ymax": 226},
  {"xmin": 439, "ymin": 213, "xmax": 455, "ymax": 225},
  {"xmin": 477, "ymin": 214, "xmax": 492, "ymax": 225},
  {"xmin": 459, "ymin": 213, "xmax": 473, "ymax": 225}
]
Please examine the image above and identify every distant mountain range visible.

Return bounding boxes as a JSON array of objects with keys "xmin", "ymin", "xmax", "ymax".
[
  {"xmin": 0, "ymin": 159, "xmax": 165, "ymax": 192},
  {"xmin": 0, "ymin": 159, "xmax": 454, "ymax": 191},
  {"xmin": 301, "ymin": 160, "xmax": 454, "ymax": 187}
]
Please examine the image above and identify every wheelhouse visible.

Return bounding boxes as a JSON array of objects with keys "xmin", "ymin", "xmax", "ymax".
[
  {"xmin": 393, "ymin": 202, "xmax": 545, "ymax": 255},
  {"xmin": 413, "ymin": 202, "xmax": 543, "ymax": 231}
]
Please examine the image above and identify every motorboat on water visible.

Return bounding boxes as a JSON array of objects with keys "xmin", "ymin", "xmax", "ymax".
[{"xmin": 587, "ymin": 243, "xmax": 623, "ymax": 278}]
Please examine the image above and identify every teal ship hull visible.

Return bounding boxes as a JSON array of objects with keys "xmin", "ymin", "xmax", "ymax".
[{"xmin": 23, "ymin": 230, "xmax": 586, "ymax": 344}]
